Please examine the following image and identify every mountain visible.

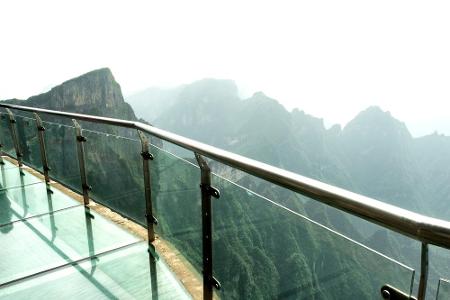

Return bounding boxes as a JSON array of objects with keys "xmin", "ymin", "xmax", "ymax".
[
  {"xmin": 340, "ymin": 106, "xmax": 428, "ymax": 212},
  {"xmin": 127, "ymin": 79, "xmax": 450, "ymax": 298},
  {"xmin": 5, "ymin": 68, "xmax": 137, "ymax": 121},
  {"xmin": 132, "ymin": 80, "xmax": 448, "ymax": 219},
  {"xmin": 413, "ymin": 133, "xmax": 450, "ymax": 219},
  {"xmin": 126, "ymin": 86, "xmax": 183, "ymax": 122}
]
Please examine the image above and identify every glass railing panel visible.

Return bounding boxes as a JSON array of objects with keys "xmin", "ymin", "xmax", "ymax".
[
  {"xmin": 0, "ymin": 113, "xmax": 15, "ymax": 158},
  {"xmin": 149, "ymin": 141, "xmax": 203, "ymax": 275},
  {"xmin": 42, "ymin": 121, "xmax": 82, "ymax": 193},
  {"xmin": 425, "ymin": 246, "xmax": 450, "ymax": 299},
  {"xmin": 0, "ymin": 205, "xmax": 140, "ymax": 285},
  {"xmin": 82, "ymin": 129, "xmax": 146, "ymax": 225},
  {"xmin": 14, "ymin": 115, "xmax": 42, "ymax": 171},
  {"xmin": 0, "ymin": 242, "xmax": 192, "ymax": 300},
  {"xmin": 437, "ymin": 279, "xmax": 450, "ymax": 300},
  {"xmin": 211, "ymin": 174, "xmax": 415, "ymax": 300}
]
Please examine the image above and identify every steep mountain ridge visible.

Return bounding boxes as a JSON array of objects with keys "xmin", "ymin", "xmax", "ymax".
[{"xmin": 5, "ymin": 68, "xmax": 137, "ymax": 121}]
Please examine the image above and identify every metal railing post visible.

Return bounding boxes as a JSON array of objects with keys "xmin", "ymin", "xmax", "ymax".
[
  {"xmin": 0, "ymin": 115, "xmax": 5, "ymax": 165},
  {"xmin": 137, "ymin": 130, "xmax": 157, "ymax": 242},
  {"xmin": 34, "ymin": 113, "xmax": 51, "ymax": 184},
  {"xmin": 72, "ymin": 119, "xmax": 90, "ymax": 205},
  {"xmin": 5, "ymin": 108, "xmax": 23, "ymax": 167},
  {"xmin": 417, "ymin": 243, "xmax": 429, "ymax": 300},
  {"xmin": 137, "ymin": 130, "xmax": 159, "ymax": 299},
  {"xmin": 195, "ymin": 153, "xmax": 221, "ymax": 300}
]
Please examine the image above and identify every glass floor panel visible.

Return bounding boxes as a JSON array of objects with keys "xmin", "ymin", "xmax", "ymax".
[
  {"xmin": 0, "ymin": 159, "xmax": 21, "ymax": 170},
  {"xmin": 0, "ymin": 242, "xmax": 192, "ymax": 300},
  {"xmin": 0, "ymin": 183, "xmax": 81, "ymax": 226},
  {"xmin": 0, "ymin": 206, "xmax": 140, "ymax": 285},
  {"xmin": 0, "ymin": 166, "xmax": 42, "ymax": 190}
]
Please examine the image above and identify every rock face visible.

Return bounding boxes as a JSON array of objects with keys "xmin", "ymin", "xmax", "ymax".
[{"xmin": 5, "ymin": 68, "xmax": 137, "ymax": 121}]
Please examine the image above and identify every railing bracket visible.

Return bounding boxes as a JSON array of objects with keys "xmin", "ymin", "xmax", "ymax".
[
  {"xmin": 146, "ymin": 214, "xmax": 158, "ymax": 225},
  {"xmin": 200, "ymin": 184, "xmax": 220, "ymax": 199},
  {"xmin": 212, "ymin": 276, "xmax": 221, "ymax": 290},
  {"xmin": 77, "ymin": 135, "xmax": 87, "ymax": 142},
  {"xmin": 380, "ymin": 285, "xmax": 416, "ymax": 300},
  {"xmin": 141, "ymin": 151, "xmax": 154, "ymax": 160},
  {"xmin": 82, "ymin": 183, "xmax": 92, "ymax": 191}
]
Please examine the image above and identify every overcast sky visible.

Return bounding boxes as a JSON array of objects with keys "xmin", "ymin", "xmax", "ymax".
[{"xmin": 1, "ymin": 1, "xmax": 449, "ymax": 136}]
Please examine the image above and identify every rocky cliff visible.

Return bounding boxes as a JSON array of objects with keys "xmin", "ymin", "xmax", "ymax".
[{"xmin": 4, "ymin": 68, "xmax": 137, "ymax": 121}]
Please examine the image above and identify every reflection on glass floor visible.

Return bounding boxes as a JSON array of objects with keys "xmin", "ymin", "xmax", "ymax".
[
  {"xmin": 0, "ymin": 161, "xmax": 42, "ymax": 190},
  {"xmin": 0, "ymin": 242, "xmax": 190, "ymax": 300},
  {"xmin": 0, "ymin": 159, "xmax": 192, "ymax": 299}
]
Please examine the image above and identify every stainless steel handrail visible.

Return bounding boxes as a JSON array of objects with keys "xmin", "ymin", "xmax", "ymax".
[{"xmin": 2, "ymin": 102, "xmax": 450, "ymax": 251}]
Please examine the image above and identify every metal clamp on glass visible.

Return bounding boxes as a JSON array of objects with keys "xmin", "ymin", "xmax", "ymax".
[
  {"xmin": 77, "ymin": 135, "xmax": 87, "ymax": 142},
  {"xmin": 141, "ymin": 150, "xmax": 154, "ymax": 161},
  {"xmin": 146, "ymin": 214, "xmax": 158, "ymax": 225},
  {"xmin": 82, "ymin": 183, "xmax": 92, "ymax": 191},
  {"xmin": 200, "ymin": 184, "xmax": 220, "ymax": 199}
]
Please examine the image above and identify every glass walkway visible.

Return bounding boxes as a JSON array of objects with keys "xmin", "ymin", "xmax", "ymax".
[{"xmin": 0, "ymin": 159, "xmax": 192, "ymax": 300}]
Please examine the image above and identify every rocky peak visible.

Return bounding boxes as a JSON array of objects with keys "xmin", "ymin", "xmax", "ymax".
[
  {"xmin": 343, "ymin": 106, "xmax": 412, "ymax": 142},
  {"xmin": 178, "ymin": 78, "xmax": 239, "ymax": 104},
  {"xmin": 7, "ymin": 68, "xmax": 137, "ymax": 121}
]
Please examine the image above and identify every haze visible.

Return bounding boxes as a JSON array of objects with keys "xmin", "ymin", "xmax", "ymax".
[{"xmin": 1, "ymin": 0, "xmax": 449, "ymax": 136}]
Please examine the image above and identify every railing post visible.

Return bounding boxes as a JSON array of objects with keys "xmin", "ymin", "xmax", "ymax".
[
  {"xmin": 195, "ymin": 153, "xmax": 221, "ymax": 300},
  {"xmin": 72, "ymin": 119, "xmax": 90, "ymax": 205},
  {"xmin": 5, "ymin": 109, "xmax": 23, "ymax": 167},
  {"xmin": 137, "ymin": 130, "xmax": 157, "ymax": 242},
  {"xmin": 34, "ymin": 113, "xmax": 51, "ymax": 185},
  {"xmin": 0, "ymin": 115, "xmax": 5, "ymax": 165},
  {"xmin": 417, "ymin": 243, "xmax": 429, "ymax": 300},
  {"xmin": 137, "ymin": 130, "xmax": 159, "ymax": 299}
]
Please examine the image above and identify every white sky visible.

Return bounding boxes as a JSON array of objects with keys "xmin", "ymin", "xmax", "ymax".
[{"xmin": 1, "ymin": 0, "xmax": 449, "ymax": 136}]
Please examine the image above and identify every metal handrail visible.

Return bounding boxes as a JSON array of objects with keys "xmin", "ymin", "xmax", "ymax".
[{"xmin": 1, "ymin": 102, "xmax": 450, "ymax": 250}]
